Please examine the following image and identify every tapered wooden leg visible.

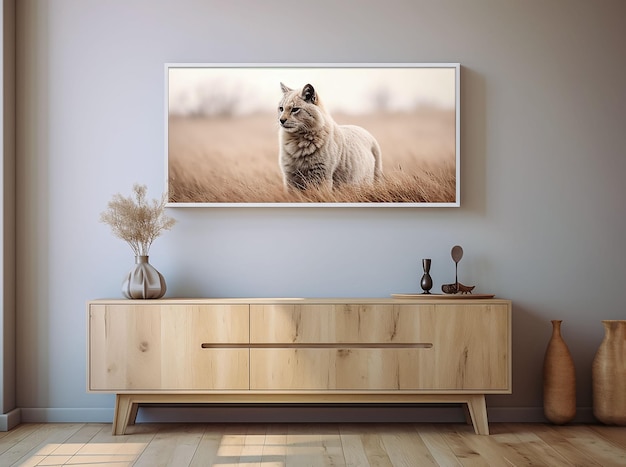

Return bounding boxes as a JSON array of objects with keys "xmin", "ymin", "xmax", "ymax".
[
  {"xmin": 466, "ymin": 395, "xmax": 489, "ymax": 435},
  {"xmin": 112, "ymin": 394, "xmax": 135, "ymax": 435}
]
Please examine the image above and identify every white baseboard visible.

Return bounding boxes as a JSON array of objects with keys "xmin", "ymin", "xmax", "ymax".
[
  {"xmin": 20, "ymin": 408, "xmax": 114, "ymax": 423},
  {"xmin": 0, "ymin": 408, "xmax": 22, "ymax": 431},
  {"xmin": 18, "ymin": 405, "xmax": 596, "ymax": 425},
  {"xmin": 488, "ymin": 406, "xmax": 595, "ymax": 424}
]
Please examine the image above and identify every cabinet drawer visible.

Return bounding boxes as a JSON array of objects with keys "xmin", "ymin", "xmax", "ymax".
[
  {"xmin": 250, "ymin": 348, "xmax": 432, "ymax": 390},
  {"xmin": 250, "ymin": 303, "xmax": 434, "ymax": 343},
  {"xmin": 250, "ymin": 303, "xmax": 510, "ymax": 391},
  {"xmin": 88, "ymin": 303, "xmax": 250, "ymax": 391}
]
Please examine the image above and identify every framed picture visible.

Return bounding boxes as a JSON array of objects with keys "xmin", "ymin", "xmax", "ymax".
[{"xmin": 166, "ymin": 63, "xmax": 460, "ymax": 207}]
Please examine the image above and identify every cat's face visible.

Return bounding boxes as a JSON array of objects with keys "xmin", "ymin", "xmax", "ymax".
[{"xmin": 278, "ymin": 83, "xmax": 326, "ymax": 133}]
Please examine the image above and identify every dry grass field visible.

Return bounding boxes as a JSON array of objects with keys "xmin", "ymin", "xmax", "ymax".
[{"xmin": 168, "ymin": 109, "xmax": 456, "ymax": 204}]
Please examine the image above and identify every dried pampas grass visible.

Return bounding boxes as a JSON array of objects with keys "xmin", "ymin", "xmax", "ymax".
[{"xmin": 100, "ymin": 184, "xmax": 176, "ymax": 256}]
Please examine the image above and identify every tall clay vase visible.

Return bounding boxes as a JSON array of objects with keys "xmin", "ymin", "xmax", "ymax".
[
  {"xmin": 121, "ymin": 255, "xmax": 166, "ymax": 299},
  {"xmin": 543, "ymin": 320, "xmax": 576, "ymax": 424},
  {"xmin": 592, "ymin": 320, "xmax": 626, "ymax": 425}
]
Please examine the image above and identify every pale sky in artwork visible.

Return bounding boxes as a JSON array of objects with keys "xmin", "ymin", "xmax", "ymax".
[{"xmin": 168, "ymin": 65, "xmax": 457, "ymax": 116}]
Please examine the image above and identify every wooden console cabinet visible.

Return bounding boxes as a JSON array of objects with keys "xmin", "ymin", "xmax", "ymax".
[{"xmin": 87, "ymin": 298, "xmax": 511, "ymax": 435}]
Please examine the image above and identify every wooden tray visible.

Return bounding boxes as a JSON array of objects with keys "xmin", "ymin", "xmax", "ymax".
[{"xmin": 391, "ymin": 293, "xmax": 495, "ymax": 299}]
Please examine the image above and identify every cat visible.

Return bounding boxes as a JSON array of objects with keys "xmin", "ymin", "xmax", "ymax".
[{"xmin": 278, "ymin": 82, "xmax": 383, "ymax": 191}]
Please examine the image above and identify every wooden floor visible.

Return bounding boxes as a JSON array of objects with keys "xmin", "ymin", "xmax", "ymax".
[{"xmin": 0, "ymin": 422, "xmax": 625, "ymax": 466}]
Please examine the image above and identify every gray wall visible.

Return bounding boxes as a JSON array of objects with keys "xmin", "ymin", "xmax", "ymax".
[
  {"xmin": 1, "ymin": 0, "xmax": 17, "ymax": 431},
  {"xmin": 13, "ymin": 0, "xmax": 626, "ymax": 423}
]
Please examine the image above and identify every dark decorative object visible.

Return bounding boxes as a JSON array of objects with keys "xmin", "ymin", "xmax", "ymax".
[
  {"xmin": 442, "ymin": 282, "xmax": 475, "ymax": 294},
  {"xmin": 442, "ymin": 245, "xmax": 476, "ymax": 294},
  {"xmin": 456, "ymin": 283, "xmax": 475, "ymax": 294},
  {"xmin": 420, "ymin": 259, "xmax": 433, "ymax": 294},
  {"xmin": 442, "ymin": 283, "xmax": 457, "ymax": 294},
  {"xmin": 122, "ymin": 256, "xmax": 167, "ymax": 299},
  {"xmin": 592, "ymin": 320, "xmax": 626, "ymax": 425},
  {"xmin": 543, "ymin": 320, "xmax": 576, "ymax": 424}
]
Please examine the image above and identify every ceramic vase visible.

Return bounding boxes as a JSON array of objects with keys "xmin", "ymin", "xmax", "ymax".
[
  {"xmin": 543, "ymin": 320, "xmax": 576, "ymax": 424},
  {"xmin": 592, "ymin": 320, "xmax": 626, "ymax": 425},
  {"xmin": 420, "ymin": 258, "xmax": 433, "ymax": 294},
  {"xmin": 121, "ymin": 255, "xmax": 166, "ymax": 299}
]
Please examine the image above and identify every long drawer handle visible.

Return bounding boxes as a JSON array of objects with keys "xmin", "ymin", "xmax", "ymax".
[{"xmin": 201, "ymin": 343, "xmax": 433, "ymax": 349}]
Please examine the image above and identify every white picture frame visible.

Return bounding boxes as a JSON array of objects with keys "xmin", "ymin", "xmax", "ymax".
[{"xmin": 165, "ymin": 63, "xmax": 460, "ymax": 207}]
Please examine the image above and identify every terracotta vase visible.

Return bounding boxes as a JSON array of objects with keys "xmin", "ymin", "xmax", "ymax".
[
  {"xmin": 543, "ymin": 320, "xmax": 576, "ymax": 424},
  {"xmin": 121, "ymin": 255, "xmax": 166, "ymax": 299},
  {"xmin": 592, "ymin": 320, "xmax": 626, "ymax": 425}
]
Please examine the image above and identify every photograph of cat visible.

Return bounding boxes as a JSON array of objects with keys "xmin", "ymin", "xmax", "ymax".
[
  {"xmin": 278, "ymin": 82, "xmax": 383, "ymax": 191},
  {"xmin": 167, "ymin": 65, "xmax": 458, "ymax": 206}
]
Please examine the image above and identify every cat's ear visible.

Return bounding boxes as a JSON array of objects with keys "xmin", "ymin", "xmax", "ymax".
[
  {"xmin": 302, "ymin": 84, "xmax": 317, "ymax": 104},
  {"xmin": 280, "ymin": 82, "xmax": 292, "ymax": 94}
]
